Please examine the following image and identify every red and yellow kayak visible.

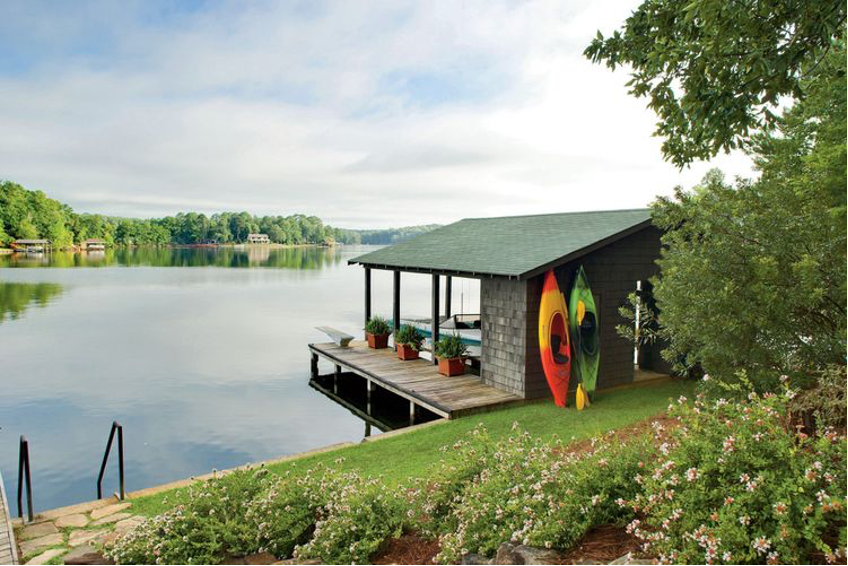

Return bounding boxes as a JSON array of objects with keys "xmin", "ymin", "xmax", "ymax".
[{"xmin": 538, "ymin": 270, "xmax": 571, "ymax": 407}]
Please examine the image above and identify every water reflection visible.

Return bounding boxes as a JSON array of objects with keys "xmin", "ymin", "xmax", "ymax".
[
  {"xmin": 0, "ymin": 282, "xmax": 63, "ymax": 322},
  {"xmin": 0, "ymin": 245, "xmax": 343, "ymax": 269}
]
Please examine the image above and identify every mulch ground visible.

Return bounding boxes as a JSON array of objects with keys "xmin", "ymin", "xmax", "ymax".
[
  {"xmin": 372, "ymin": 532, "xmax": 441, "ymax": 565},
  {"xmin": 372, "ymin": 525, "xmax": 643, "ymax": 565},
  {"xmin": 558, "ymin": 524, "xmax": 642, "ymax": 564}
]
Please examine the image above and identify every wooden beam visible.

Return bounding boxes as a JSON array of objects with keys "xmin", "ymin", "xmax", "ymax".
[
  {"xmin": 445, "ymin": 275, "xmax": 452, "ymax": 318},
  {"xmin": 392, "ymin": 270, "xmax": 401, "ymax": 334},
  {"xmin": 364, "ymin": 267, "xmax": 372, "ymax": 327},
  {"xmin": 432, "ymin": 273, "xmax": 440, "ymax": 365}
]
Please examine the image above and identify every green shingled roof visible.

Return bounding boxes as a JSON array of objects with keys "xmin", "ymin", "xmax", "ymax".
[{"xmin": 350, "ymin": 208, "xmax": 653, "ymax": 279}]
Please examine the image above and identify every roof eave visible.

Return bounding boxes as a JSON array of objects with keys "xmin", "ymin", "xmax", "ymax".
[
  {"xmin": 517, "ymin": 219, "xmax": 655, "ymax": 280},
  {"xmin": 347, "ymin": 260, "xmax": 520, "ymax": 280}
]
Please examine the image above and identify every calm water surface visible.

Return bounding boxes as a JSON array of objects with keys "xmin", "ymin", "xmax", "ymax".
[{"xmin": 0, "ymin": 246, "xmax": 479, "ymax": 511}]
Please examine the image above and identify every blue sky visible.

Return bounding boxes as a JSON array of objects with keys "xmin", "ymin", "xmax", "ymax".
[{"xmin": 0, "ymin": 0, "xmax": 754, "ymax": 227}]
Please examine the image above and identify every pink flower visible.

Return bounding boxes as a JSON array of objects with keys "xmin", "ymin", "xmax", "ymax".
[{"xmin": 686, "ymin": 468, "xmax": 700, "ymax": 482}]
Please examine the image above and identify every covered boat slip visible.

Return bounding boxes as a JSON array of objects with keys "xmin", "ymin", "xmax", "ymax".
[
  {"xmin": 346, "ymin": 209, "xmax": 670, "ymax": 402},
  {"xmin": 309, "ymin": 341, "xmax": 523, "ymax": 419}
]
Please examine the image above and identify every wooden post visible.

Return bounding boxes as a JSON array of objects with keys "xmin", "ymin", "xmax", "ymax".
[
  {"xmin": 392, "ymin": 270, "xmax": 401, "ymax": 335},
  {"xmin": 432, "ymin": 273, "xmax": 440, "ymax": 365},
  {"xmin": 445, "ymin": 275, "xmax": 452, "ymax": 318},
  {"xmin": 334, "ymin": 364, "xmax": 341, "ymax": 394},
  {"xmin": 366, "ymin": 380, "xmax": 374, "ymax": 415},
  {"xmin": 409, "ymin": 401, "xmax": 416, "ymax": 426},
  {"xmin": 364, "ymin": 267, "xmax": 372, "ymax": 328},
  {"xmin": 310, "ymin": 352, "xmax": 318, "ymax": 378}
]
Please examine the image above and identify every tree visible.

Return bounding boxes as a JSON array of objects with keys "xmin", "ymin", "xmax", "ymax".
[
  {"xmin": 649, "ymin": 49, "xmax": 846, "ymax": 387},
  {"xmin": 585, "ymin": 0, "xmax": 846, "ymax": 166}
]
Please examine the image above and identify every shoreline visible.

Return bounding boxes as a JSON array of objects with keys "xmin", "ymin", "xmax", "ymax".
[{"xmin": 14, "ymin": 418, "xmax": 448, "ymax": 524}]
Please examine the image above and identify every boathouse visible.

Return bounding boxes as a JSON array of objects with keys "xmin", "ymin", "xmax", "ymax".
[
  {"xmin": 12, "ymin": 239, "xmax": 51, "ymax": 252},
  {"xmin": 83, "ymin": 238, "xmax": 106, "ymax": 251},
  {"xmin": 348, "ymin": 209, "xmax": 669, "ymax": 401}
]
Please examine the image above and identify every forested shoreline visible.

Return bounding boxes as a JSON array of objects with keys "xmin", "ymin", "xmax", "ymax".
[{"xmin": 0, "ymin": 181, "xmax": 438, "ymax": 248}]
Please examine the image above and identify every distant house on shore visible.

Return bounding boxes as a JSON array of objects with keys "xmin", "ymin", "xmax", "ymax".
[
  {"xmin": 83, "ymin": 239, "xmax": 106, "ymax": 251},
  {"xmin": 247, "ymin": 233, "xmax": 271, "ymax": 244}
]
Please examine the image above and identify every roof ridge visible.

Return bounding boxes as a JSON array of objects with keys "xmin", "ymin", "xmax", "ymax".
[{"xmin": 459, "ymin": 208, "xmax": 651, "ymax": 222}]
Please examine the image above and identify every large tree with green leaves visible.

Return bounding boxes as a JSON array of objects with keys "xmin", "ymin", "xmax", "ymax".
[
  {"xmin": 585, "ymin": 0, "xmax": 846, "ymax": 167},
  {"xmin": 648, "ymin": 46, "xmax": 846, "ymax": 387}
]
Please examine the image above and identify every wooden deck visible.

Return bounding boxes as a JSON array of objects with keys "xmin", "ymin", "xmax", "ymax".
[
  {"xmin": 309, "ymin": 341, "xmax": 522, "ymax": 419},
  {"xmin": 0, "ymin": 473, "xmax": 19, "ymax": 565}
]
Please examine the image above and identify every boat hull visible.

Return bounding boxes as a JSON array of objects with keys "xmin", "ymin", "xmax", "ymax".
[
  {"xmin": 538, "ymin": 270, "xmax": 571, "ymax": 407},
  {"xmin": 568, "ymin": 266, "xmax": 600, "ymax": 399}
]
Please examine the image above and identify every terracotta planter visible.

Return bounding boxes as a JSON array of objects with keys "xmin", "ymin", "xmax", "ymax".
[
  {"xmin": 366, "ymin": 332, "xmax": 390, "ymax": 349},
  {"xmin": 396, "ymin": 343, "xmax": 420, "ymax": 360},
  {"xmin": 437, "ymin": 357, "xmax": 465, "ymax": 377}
]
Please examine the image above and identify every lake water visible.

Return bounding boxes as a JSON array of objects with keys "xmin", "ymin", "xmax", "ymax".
[{"xmin": 0, "ymin": 246, "xmax": 480, "ymax": 512}]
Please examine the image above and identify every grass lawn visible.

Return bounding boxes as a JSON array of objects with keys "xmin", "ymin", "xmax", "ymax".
[{"xmin": 128, "ymin": 378, "xmax": 696, "ymax": 517}]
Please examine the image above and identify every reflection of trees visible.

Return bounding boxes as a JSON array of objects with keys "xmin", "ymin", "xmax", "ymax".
[
  {"xmin": 1, "ymin": 246, "xmax": 347, "ymax": 269},
  {"xmin": 0, "ymin": 282, "xmax": 64, "ymax": 322}
]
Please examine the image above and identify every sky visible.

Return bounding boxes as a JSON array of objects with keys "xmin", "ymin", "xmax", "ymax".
[{"xmin": 0, "ymin": 0, "xmax": 756, "ymax": 229}]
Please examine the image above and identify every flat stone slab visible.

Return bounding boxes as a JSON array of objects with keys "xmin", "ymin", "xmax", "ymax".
[
  {"xmin": 19, "ymin": 532, "xmax": 64, "ymax": 556},
  {"xmin": 24, "ymin": 547, "xmax": 66, "ymax": 565},
  {"xmin": 63, "ymin": 543, "xmax": 113, "ymax": 565},
  {"xmin": 19, "ymin": 522, "xmax": 59, "ymax": 541},
  {"xmin": 54, "ymin": 513, "xmax": 89, "ymax": 529},
  {"xmin": 92, "ymin": 513, "xmax": 133, "ymax": 526},
  {"xmin": 89, "ymin": 503, "xmax": 131, "ymax": 521},
  {"xmin": 29, "ymin": 499, "xmax": 112, "ymax": 523},
  {"xmin": 114, "ymin": 516, "xmax": 145, "ymax": 533},
  {"xmin": 69, "ymin": 529, "xmax": 108, "ymax": 547}
]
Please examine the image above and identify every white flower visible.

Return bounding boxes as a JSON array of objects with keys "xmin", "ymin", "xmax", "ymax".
[
  {"xmin": 752, "ymin": 537, "xmax": 772, "ymax": 554},
  {"xmin": 686, "ymin": 468, "xmax": 699, "ymax": 482}
]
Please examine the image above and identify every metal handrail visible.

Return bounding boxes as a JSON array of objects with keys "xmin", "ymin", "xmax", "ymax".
[
  {"xmin": 96, "ymin": 421, "xmax": 125, "ymax": 500},
  {"xmin": 17, "ymin": 435, "xmax": 33, "ymax": 522}
]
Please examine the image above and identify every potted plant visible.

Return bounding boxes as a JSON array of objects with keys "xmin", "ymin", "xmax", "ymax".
[
  {"xmin": 434, "ymin": 333, "xmax": 469, "ymax": 376},
  {"xmin": 394, "ymin": 325, "xmax": 424, "ymax": 360},
  {"xmin": 365, "ymin": 316, "xmax": 391, "ymax": 349}
]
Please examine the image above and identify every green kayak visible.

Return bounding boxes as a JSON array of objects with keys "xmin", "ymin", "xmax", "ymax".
[{"xmin": 568, "ymin": 266, "xmax": 599, "ymax": 402}]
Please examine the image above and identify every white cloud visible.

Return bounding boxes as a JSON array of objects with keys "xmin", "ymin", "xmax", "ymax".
[{"xmin": 0, "ymin": 0, "xmax": 755, "ymax": 227}]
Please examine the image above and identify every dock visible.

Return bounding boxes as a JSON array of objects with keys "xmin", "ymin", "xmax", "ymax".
[
  {"xmin": 309, "ymin": 341, "xmax": 522, "ymax": 420},
  {"xmin": 0, "ymin": 473, "xmax": 19, "ymax": 565}
]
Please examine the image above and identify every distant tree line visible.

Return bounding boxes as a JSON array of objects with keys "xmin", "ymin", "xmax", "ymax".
[
  {"xmin": 0, "ymin": 181, "xmax": 438, "ymax": 248},
  {"xmin": 333, "ymin": 225, "xmax": 442, "ymax": 245}
]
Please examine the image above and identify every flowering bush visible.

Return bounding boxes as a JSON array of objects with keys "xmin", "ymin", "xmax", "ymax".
[
  {"xmin": 624, "ymin": 387, "xmax": 847, "ymax": 564},
  {"xmin": 107, "ymin": 463, "xmax": 405, "ymax": 565},
  {"xmin": 433, "ymin": 426, "xmax": 652, "ymax": 563},
  {"xmin": 294, "ymin": 473, "xmax": 404, "ymax": 564},
  {"xmin": 105, "ymin": 468, "xmax": 273, "ymax": 564},
  {"xmin": 245, "ymin": 465, "xmax": 341, "ymax": 558},
  {"xmin": 407, "ymin": 424, "xmax": 496, "ymax": 537}
]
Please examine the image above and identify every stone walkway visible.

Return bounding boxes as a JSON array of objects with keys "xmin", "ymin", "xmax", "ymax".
[
  {"xmin": 1, "ymin": 472, "xmax": 20, "ymax": 565},
  {"xmin": 14, "ymin": 498, "xmax": 145, "ymax": 565}
]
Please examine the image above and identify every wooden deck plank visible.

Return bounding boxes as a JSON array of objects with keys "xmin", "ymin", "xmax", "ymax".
[
  {"xmin": 0, "ymin": 472, "xmax": 19, "ymax": 564},
  {"xmin": 309, "ymin": 341, "xmax": 523, "ymax": 419}
]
